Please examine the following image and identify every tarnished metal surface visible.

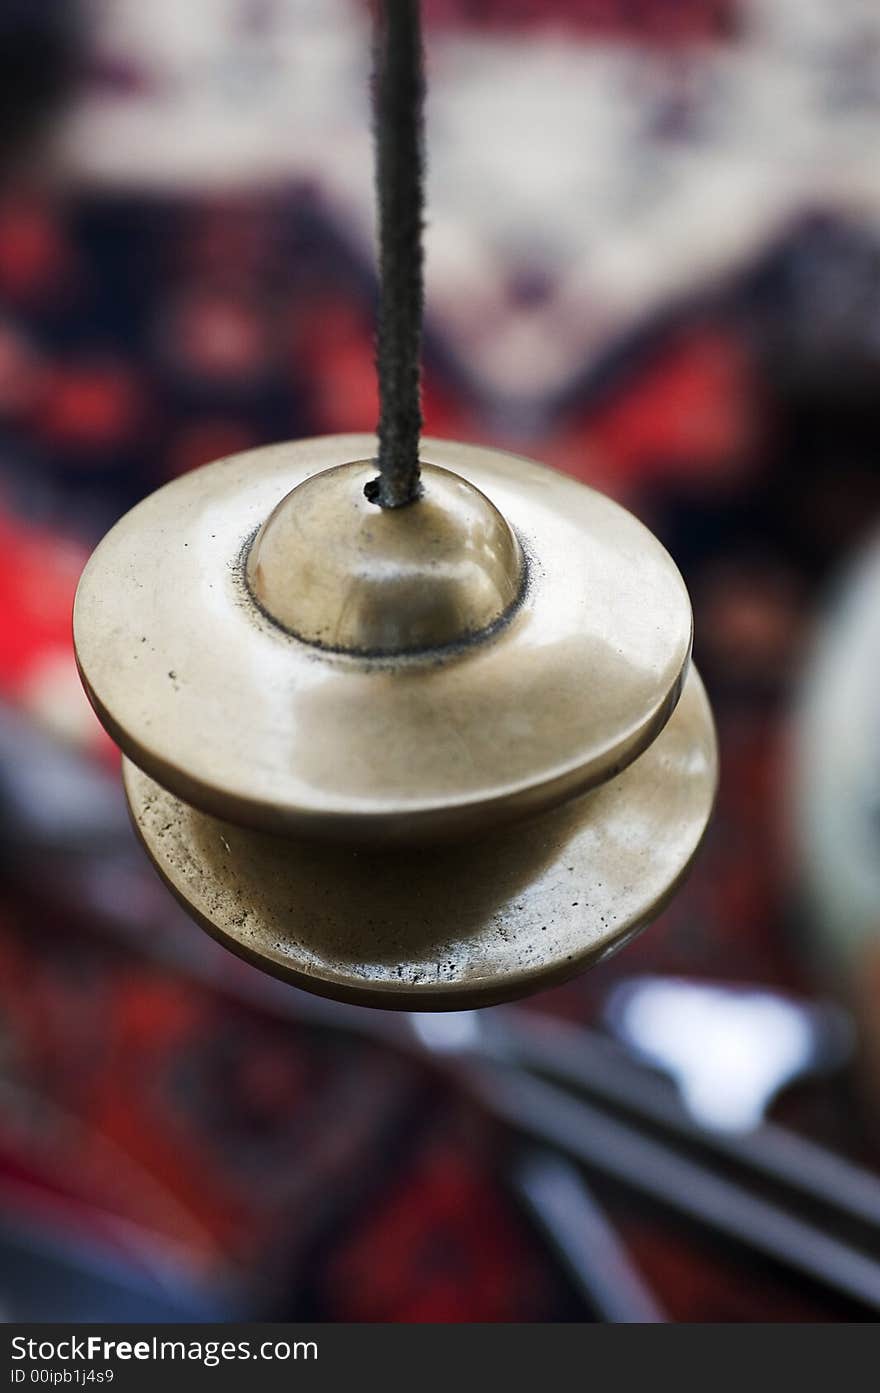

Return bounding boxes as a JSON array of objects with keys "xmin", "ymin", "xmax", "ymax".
[{"xmin": 123, "ymin": 669, "xmax": 717, "ymax": 1011}]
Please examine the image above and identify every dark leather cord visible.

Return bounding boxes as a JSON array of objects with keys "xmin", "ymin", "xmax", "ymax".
[{"xmin": 366, "ymin": 0, "xmax": 426, "ymax": 510}]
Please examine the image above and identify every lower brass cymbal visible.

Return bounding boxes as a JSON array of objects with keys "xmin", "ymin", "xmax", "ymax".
[{"xmin": 123, "ymin": 667, "xmax": 717, "ymax": 1011}]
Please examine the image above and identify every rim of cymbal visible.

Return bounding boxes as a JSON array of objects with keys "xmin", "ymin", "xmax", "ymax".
[
  {"xmin": 123, "ymin": 667, "xmax": 717, "ymax": 1011},
  {"xmin": 74, "ymin": 435, "xmax": 693, "ymax": 844}
]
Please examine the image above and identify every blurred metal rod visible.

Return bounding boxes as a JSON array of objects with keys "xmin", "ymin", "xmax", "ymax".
[
  {"xmin": 490, "ymin": 1012, "xmax": 880, "ymax": 1235},
  {"xmin": 53, "ymin": 874, "xmax": 880, "ymax": 1301},
  {"xmin": 475, "ymin": 1063, "xmax": 880, "ymax": 1312},
  {"xmin": 512, "ymin": 1150, "xmax": 666, "ymax": 1323}
]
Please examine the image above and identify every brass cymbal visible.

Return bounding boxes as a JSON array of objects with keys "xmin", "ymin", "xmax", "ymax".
[
  {"xmin": 73, "ymin": 435, "xmax": 693, "ymax": 845},
  {"xmin": 123, "ymin": 667, "xmax": 717, "ymax": 1011},
  {"xmin": 74, "ymin": 432, "xmax": 715, "ymax": 1006}
]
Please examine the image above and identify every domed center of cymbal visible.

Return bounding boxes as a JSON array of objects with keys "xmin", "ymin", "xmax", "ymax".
[{"xmin": 245, "ymin": 459, "xmax": 524, "ymax": 655}]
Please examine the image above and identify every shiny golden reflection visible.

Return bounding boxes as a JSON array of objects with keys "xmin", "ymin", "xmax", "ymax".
[{"xmin": 245, "ymin": 459, "xmax": 524, "ymax": 654}]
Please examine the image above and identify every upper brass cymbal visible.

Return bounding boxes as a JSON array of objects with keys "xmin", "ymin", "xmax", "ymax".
[{"xmin": 73, "ymin": 434, "xmax": 693, "ymax": 846}]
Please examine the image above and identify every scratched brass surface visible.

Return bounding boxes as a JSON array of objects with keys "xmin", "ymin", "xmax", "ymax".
[
  {"xmin": 74, "ymin": 435, "xmax": 693, "ymax": 845},
  {"xmin": 123, "ymin": 668, "xmax": 717, "ymax": 1011}
]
